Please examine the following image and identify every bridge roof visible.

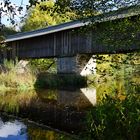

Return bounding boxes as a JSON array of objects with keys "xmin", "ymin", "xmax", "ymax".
[{"xmin": 6, "ymin": 4, "xmax": 140, "ymax": 42}]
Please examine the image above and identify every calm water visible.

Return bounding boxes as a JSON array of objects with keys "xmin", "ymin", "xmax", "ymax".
[
  {"xmin": 0, "ymin": 114, "xmax": 75, "ymax": 140},
  {"xmin": 0, "ymin": 60, "xmax": 139, "ymax": 139},
  {"xmin": 0, "ymin": 88, "xmax": 97, "ymax": 134}
]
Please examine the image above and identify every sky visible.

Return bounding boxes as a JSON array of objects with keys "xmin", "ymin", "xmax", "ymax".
[
  {"xmin": 0, "ymin": 0, "xmax": 29, "ymax": 27},
  {"xmin": 10, "ymin": 0, "xmax": 28, "ymax": 6}
]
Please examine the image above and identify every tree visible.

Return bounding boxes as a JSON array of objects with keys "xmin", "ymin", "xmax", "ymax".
[
  {"xmin": 21, "ymin": 0, "xmax": 76, "ymax": 31},
  {"xmin": 0, "ymin": 0, "xmax": 139, "ymax": 28},
  {"xmin": 55, "ymin": 0, "xmax": 139, "ymax": 18},
  {"xmin": 0, "ymin": 27, "xmax": 17, "ymax": 36},
  {"xmin": 0, "ymin": 26, "xmax": 17, "ymax": 52}
]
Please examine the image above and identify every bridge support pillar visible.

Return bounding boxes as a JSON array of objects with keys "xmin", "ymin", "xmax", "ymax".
[
  {"xmin": 57, "ymin": 55, "xmax": 96, "ymax": 75},
  {"xmin": 57, "ymin": 56, "xmax": 77, "ymax": 74}
]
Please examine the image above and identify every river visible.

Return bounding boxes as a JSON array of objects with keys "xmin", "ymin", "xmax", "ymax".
[
  {"xmin": 0, "ymin": 59, "xmax": 139, "ymax": 139},
  {"xmin": 0, "ymin": 113, "xmax": 75, "ymax": 140}
]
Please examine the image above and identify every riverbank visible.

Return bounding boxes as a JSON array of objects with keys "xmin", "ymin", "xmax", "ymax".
[
  {"xmin": 0, "ymin": 55, "xmax": 139, "ymax": 139},
  {"xmin": 0, "ymin": 60, "xmax": 87, "ymax": 91},
  {"xmin": 0, "ymin": 68, "xmax": 139, "ymax": 139},
  {"xmin": 0, "ymin": 60, "xmax": 36, "ymax": 91},
  {"xmin": 0, "ymin": 72, "xmax": 87, "ymax": 91},
  {"xmin": 0, "ymin": 68, "xmax": 35, "ymax": 91},
  {"xmin": 0, "ymin": 71, "xmax": 139, "ymax": 139}
]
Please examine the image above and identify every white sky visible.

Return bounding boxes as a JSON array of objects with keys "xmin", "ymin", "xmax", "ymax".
[{"xmin": 10, "ymin": 0, "xmax": 28, "ymax": 6}]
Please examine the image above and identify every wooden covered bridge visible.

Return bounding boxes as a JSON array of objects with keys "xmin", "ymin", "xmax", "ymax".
[{"xmin": 3, "ymin": 5, "xmax": 140, "ymax": 74}]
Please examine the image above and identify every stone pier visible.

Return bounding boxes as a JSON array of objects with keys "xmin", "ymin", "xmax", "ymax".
[{"xmin": 57, "ymin": 55, "xmax": 96, "ymax": 75}]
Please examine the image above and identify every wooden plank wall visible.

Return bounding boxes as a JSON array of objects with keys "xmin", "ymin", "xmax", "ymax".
[
  {"xmin": 7, "ymin": 26, "xmax": 140, "ymax": 60},
  {"xmin": 9, "ymin": 29, "xmax": 86, "ymax": 59}
]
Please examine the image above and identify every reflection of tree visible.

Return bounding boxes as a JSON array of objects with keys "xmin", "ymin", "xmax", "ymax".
[
  {"xmin": 27, "ymin": 127, "xmax": 72, "ymax": 140},
  {"xmin": 0, "ymin": 118, "xmax": 4, "ymax": 126},
  {"xmin": 0, "ymin": 90, "xmax": 37, "ymax": 113}
]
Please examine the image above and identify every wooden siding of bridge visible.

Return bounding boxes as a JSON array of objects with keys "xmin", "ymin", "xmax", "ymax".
[{"xmin": 8, "ymin": 25, "xmax": 140, "ymax": 60}]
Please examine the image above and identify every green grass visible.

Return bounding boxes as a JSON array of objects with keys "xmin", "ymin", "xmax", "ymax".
[{"xmin": 0, "ymin": 59, "xmax": 36, "ymax": 91}]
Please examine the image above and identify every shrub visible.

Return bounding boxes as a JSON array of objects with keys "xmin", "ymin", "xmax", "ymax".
[
  {"xmin": 0, "ymin": 59, "xmax": 36, "ymax": 91},
  {"xmin": 85, "ymin": 94, "xmax": 140, "ymax": 140}
]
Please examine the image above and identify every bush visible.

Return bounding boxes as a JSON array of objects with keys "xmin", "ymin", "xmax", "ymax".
[
  {"xmin": 0, "ymin": 59, "xmax": 36, "ymax": 91},
  {"xmin": 84, "ymin": 94, "xmax": 140, "ymax": 140}
]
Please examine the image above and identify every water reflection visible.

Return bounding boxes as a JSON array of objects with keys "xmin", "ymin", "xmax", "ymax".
[
  {"xmin": 0, "ymin": 88, "xmax": 97, "ymax": 134},
  {"xmin": 0, "ymin": 118, "xmax": 27, "ymax": 140},
  {"xmin": 80, "ymin": 88, "xmax": 96, "ymax": 106},
  {"xmin": 0, "ymin": 115, "xmax": 75, "ymax": 140},
  {"xmin": 0, "ymin": 72, "xmax": 139, "ymax": 134}
]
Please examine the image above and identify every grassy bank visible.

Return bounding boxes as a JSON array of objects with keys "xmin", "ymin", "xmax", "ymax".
[
  {"xmin": 83, "ymin": 93, "xmax": 140, "ymax": 140},
  {"xmin": 0, "ymin": 60, "xmax": 87, "ymax": 91},
  {"xmin": 81, "ymin": 53, "xmax": 140, "ymax": 140},
  {"xmin": 0, "ymin": 60, "xmax": 36, "ymax": 91}
]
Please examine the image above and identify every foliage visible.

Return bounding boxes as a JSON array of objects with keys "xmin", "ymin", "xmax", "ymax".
[
  {"xmin": 0, "ymin": 0, "xmax": 139, "ymax": 27},
  {"xmin": 29, "ymin": 0, "xmax": 39, "ymax": 7},
  {"xmin": 85, "ymin": 94, "xmax": 140, "ymax": 140},
  {"xmin": 0, "ymin": 27, "xmax": 17, "ymax": 51},
  {"xmin": 0, "ymin": 26, "xmax": 17, "ymax": 36},
  {"xmin": 0, "ymin": 59, "xmax": 36, "ymax": 91},
  {"xmin": 0, "ymin": 90, "xmax": 37, "ymax": 114},
  {"xmin": 90, "ymin": 53, "xmax": 139, "ymax": 78},
  {"xmin": 84, "ymin": 52, "xmax": 140, "ymax": 140},
  {"xmin": 0, "ymin": 35, "xmax": 5, "ymax": 49},
  {"xmin": 55, "ymin": 0, "xmax": 139, "ymax": 18},
  {"xmin": 91, "ymin": 16, "xmax": 140, "ymax": 50},
  {"xmin": 87, "ymin": 53, "xmax": 140, "ymax": 102},
  {"xmin": 21, "ymin": 0, "xmax": 76, "ymax": 31},
  {"xmin": 29, "ymin": 58, "xmax": 57, "ymax": 73},
  {"xmin": 34, "ymin": 73, "xmax": 87, "ymax": 89},
  {"xmin": 28, "ymin": 127, "xmax": 73, "ymax": 140}
]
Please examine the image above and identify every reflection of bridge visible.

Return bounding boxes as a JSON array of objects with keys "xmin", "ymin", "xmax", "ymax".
[{"xmin": 4, "ymin": 5, "xmax": 140, "ymax": 74}]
